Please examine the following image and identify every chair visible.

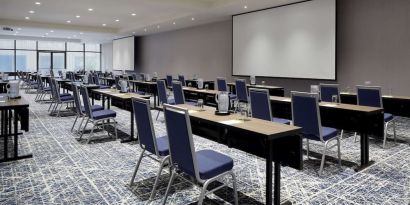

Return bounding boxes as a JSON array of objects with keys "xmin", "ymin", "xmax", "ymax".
[
  {"xmin": 49, "ymin": 78, "xmax": 74, "ymax": 117},
  {"xmin": 178, "ymin": 75, "xmax": 185, "ymax": 86},
  {"xmin": 162, "ymin": 104, "xmax": 238, "ymax": 205},
  {"xmin": 172, "ymin": 82, "xmax": 196, "ymax": 105},
  {"xmin": 93, "ymin": 73, "xmax": 110, "ymax": 89},
  {"xmin": 35, "ymin": 74, "xmax": 51, "ymax": 102},
  {"xmin": 319, "ymin": 84, "xmax": 344, "ymax": 138},
  {"xmin": 155, "ymin": 80, "xmax": 175, "ymax": 120},
  {"xmin": 129, "ymin": 97, "xmax": 170, "ymax": 200},
  {"xmin": 79, "ymin": 86, "xmax": 118, "ymax": 143},
  {"xmin": 71, "ymin": 84, "xmax": 104, "ymax": 133},
  {"xmin": 356, "ymin": 86, "xmax": 396, "ymax": 148},
  {"xmin": 249, "ymin": 88, "xmax": 290, "ymax": 124},
  {"xmin": 291, "ymin": 92, "xmax": 341, "ymax": 176},
  {"xmin": 166, "ymin": 75, "xmax": 173, "ymax": 88},
  {"xmin": 217, "ymin": 77, "xmax": 237, "ymax": 100},
  {"xmin": 115, "ymin": 76, "xmax": 121, "ymax": 90},
  {"xmin": 235, "ymin": 79, "xmax": 248, "ymax": 113}
]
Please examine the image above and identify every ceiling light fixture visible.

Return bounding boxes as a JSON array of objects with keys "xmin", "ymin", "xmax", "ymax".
[
  {"xmin": 102, "ymin": 23, "xmax": 106, "ymax": 26},
  {"xmin": 191, "ymin": 17, "xmax": 195, "ymax": 21},
  {"xmin": 88, "ymin": 8, "xmax": 93, "ymax": 11},
  {"xmin": 80, "ymin": 32, "xmax": 83, "ymax": 35},
  {"xmin": 157, "ymin": 25, "xmax": 160, "ymax": 29},
  {"xmin": 144, "ymin": 28, "xmax": 147, "ymax": 32},
  {"xmin": 25, "ymin": 17, "xmax": 30, "ymax": 20},
  {"xmin": 131, "ymin": 13, "xmax": 136, "ymax": 16},
  {"xmin": 173, "ymin": 22, "xmax": 176, "ymax": 25},
  {"xmin": 244, "ymin": 5, "xmax": 248, "ymax": 9},
  {"xmin": 15, "ymin": 31, "xmax": 19, "ymax": 34},
  {"xmin": 66, "ymin": 20, "xmax": 71, "ymax": 23},
  {"xmin": 35, "ymin": 2, "xmax": 41, "ymax": 5},
  {"xmin": 29, "ymin": 10, "xmax": 35, "ymax": 14},
  {"xmin": 76, "ymin": 15, "xmax": 80, "ymax": 18},
  {"xmin": 50, "ymin": 30, "xmax": 54, "ymax": 32},
  {"xmin": 115, "ymin": 19, "xmax": 120, "ymax": 22}
]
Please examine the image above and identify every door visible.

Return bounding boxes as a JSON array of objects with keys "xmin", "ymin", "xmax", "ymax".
[{"xmin": 37, "ymin": 51, "xmax": 65, "ymax": 76}]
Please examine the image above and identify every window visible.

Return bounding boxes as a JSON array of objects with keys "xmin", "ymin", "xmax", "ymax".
[
  {"xmin": 67, "ymin": 42, "xmax": 83, "ymax": 51},
  {"xmin": 38, "ymin": 41, "xmax": 65, "ymax": 51},
  {"xmin": 0, "ymin": 39, "xmax": 14, "ymax": 49},
  {"xmin": 16, "ymin": 51, "xmax": 36, "ymax": 72},
  {"xmin": 0, "ymin": 50, "xmax": 15, "ymax": 72},
  {"xmin": 16, "ymin": 40, "xmax": 36, "ymax": 50},
  {"xmin": 85, "ymin": 43, "xmax": 100, "ymax": 52},
  {"xmin": 85, "ymin": 53, "xmax": 100, "ymax": 71},
  {"xmin": 67, "ymin": 52, "xmax": 84, "ymax": 71}
]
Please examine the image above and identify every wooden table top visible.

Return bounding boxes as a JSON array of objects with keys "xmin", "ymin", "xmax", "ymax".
[
  {"xmin": 227, "ymin": 82, "xmax": 283, "ymax": 89},
  {"xmin": 175, "ymin": 104, "xmax": 301, "ymax": 138},
  {"xmin": 341, "ymin": 92, "xmax": 410, "ymax": 100},
  {"xmin": 0, "ymin": 95, "xmax": 29, "ymax": 109},
  {"xmin": 183, "ymin": 87, "xmax": 219, "ymax": 95},
  {"xmin": 93, "ymin": 89, "xmax": 151, "ymax": 99},
  {"xmin": 128, "ymin": 80, "xmax": 157, "ymax": 85},
  {"xmin": 270, "ymin": 96, "xmax": 383, "ymax": 113}
]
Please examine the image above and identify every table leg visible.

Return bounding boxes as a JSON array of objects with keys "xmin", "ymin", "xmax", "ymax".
[
  {"xmin": 266, "ymin": 140, "xmax": 273, "ymax": 205},
  {"xmin": 2, "ymin": 110, "xmax": 7, "ymax": 160},
  {"xmin": 102, "ymin": 95, "xmax": 106, "ymax": 109},
  {"xmin": 108, "ymin": 97, "xmax": 111, "ymax": 109},
  {"xmin": 92, "ymin": 91, "xmax": 95, "ymax": 105},
  {"xmin": 274, "ymin": 161, "xmax": 281, "ymax": 205},
  {"xmin": 355, "ymin": 131, "xmax": 374, "ymax": 171},
  {"xmin": 120, "ymin": 110, "xmax": 137, "ymax": 143}
]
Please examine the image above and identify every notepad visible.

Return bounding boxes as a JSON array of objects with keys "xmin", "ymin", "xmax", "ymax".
[
  {"xmin": 322, "ymin": 103, "xmax": 338, "ymax": 107},
  {"xmin": 188, "ymin": 110, "xmax": 198, "ymax": 114},
  {"xmin": 219, "ymin": 120, "xmax": 243, "ymax": 125}
]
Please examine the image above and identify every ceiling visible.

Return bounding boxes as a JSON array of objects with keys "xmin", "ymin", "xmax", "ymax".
[{"xmin": 0, "ymin": 0, "xmax": 300, "ymax": 43}]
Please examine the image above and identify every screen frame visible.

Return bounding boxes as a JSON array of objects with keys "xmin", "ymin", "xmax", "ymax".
[
  {"xmin": 231, "ymin": 0, "xmax": 337, "ymax": 81},
  {"xmin": 112, "ymin": 35, "xmax": 136, "ymax": 71}
]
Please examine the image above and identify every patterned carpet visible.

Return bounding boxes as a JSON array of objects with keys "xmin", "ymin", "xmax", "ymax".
[{"xmin": 0, "ymin": 91, "xmax": 409, "ymax": 204}]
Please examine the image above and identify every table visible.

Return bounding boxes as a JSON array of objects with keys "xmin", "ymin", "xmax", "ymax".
[
  {"xmin": 227, "ymin": 83, "xmax": 285, "ymax": 97},
  {"xmin": 185, "ymin": 79, "xmax": 215, "ymax": 90},
  {"xmin": 269, "ymin": 96, "xmax": 384, "ymax": 171},
  {"xmin": 128, "ymin": 80, "xmax": 158, "ymax": 107},
  {"xmin": 182, "ymin": 87, "xmax": 219, "ymax": 107},
  {"xmin": 0, "ymin": 95, "xmax": 31, "ymax": 163},
  {"xmin": 0, "ymin": 81, "xmax": 8, "ymax": 93},
  {"xmin": 91, "ymin": 89, "xmax": 151, "ymax": 143},
  {"xmin": 176, "ymin": 104, "xmax": 302, "ymax": 205},
  {"xmin": 340, "ymin": 92, "xmax": 410, "ymax": 118},
  {"xmin": 55, "ymin": 79, "xmax": 71, "ymax": 93},
  {"xmin": 99, "ymin": 77, "xmax": 116, "ymax": 86}
]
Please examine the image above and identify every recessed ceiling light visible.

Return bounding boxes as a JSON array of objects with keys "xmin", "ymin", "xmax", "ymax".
[
  {"xmin": 14, "ymin": 33, "xmax": 17, "ymax": 36},
  {"xmin": 102, "ymin": 23, "xmax": 106, "ymax": 26},
  {"xmin": 115, "ymin": 19, "xmax": 120, "ymax": 22},
  {"xmin": 88, "ymin": 8, "xmax": 93, "ymax": 11},
  {"xmin": 17, "ymin": 28, "xmax": 22, "ymax": 30},
  {"xmin": 66, "ymin": 20, "xmax": 71, "ymax": 23},
  {"xmin": 50, "ymin": 30, "xmax": 54, "ymax": 32},
  {"xmin": 131, "ymin": 13, "xmax": 136, "ymax": 16},
  {"xmin": 35, "ymin": 2, "xmax": 41, "ymax": 5},
  {"xmin": 144, "ymin": 28, "xmax": 147, "ymax": 32},
  {"xmin": 173, "ymin": 22, "xmax": 176, "ymax": 25},
  {"xmin": 244, "ymin": 5, "xmax": 248, "ymax": 9},
  {"xmin": 29, "ymin": 10, "xmax": 35, "ymax": 14},
  {"xmin": 76, "ymin": 15, "xmax": 80, "ymax": 18},
  {"xmin": 80, "ymin": 32, "xmax": 83, "ymax": 35},
  {"xmin": 157, "ymin": 25, "xmax": 160, "ymax": 29},
  {"xmin": 191, "ymin": 17, "xmax": 195, "ymax": 21},
  {"xmin": 25, "ymin": 17, "xmax": 30, "ymax": 20}
]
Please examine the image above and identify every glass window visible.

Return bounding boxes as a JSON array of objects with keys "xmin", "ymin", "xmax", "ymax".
[
  {"xmin": 85, "ymin": 43, "xmax": 100, "ymax": 52},
  {"xmin": 67, "ymin": 52, "xmax": 84, "ymax": 71},
  {"xmin": 85, "ymin": 52, "xmax": 100, "ymax": 71},
  {"xmin": 16, "ymin": 51, "xmax": 36, "ymax": 72},
  {"xmin": 67, "ymin": 42, "xmax": 83, "ymax": 51},
  {"xmin": 0, "ymin": 50, "xmax": 15, "ymax": 72},
  {"xmin": 16, "ymin": 40, "xmax": 36, "ymax": 50},
  {"xmin": 0, "ymin": 39, "xmax": 14, "ymax": 49},
  {"xmin": 53, "ymin": 53, "xmax": 65, "ymax": 69},
  {"xmin": 38, "ymin": 52, "xmax": 51, "ymax": 70},
  {"xmin": 38, "ymin": 41, "xmax": 65, "ymax": 51}
]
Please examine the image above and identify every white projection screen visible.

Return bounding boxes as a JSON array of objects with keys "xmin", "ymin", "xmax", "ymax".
[
  {"xmin": 113, "ymin": 36, "xmax": 135, "ymax": 71},
  {"xmin": 233, "ymin": 0, "xmax": 336, "ymax": 80}
]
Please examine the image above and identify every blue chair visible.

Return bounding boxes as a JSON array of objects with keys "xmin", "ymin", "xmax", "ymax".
[
  {"xmin": 249, "ymin": 88, "xmax": 290, "ymax": 124},
  {"xmin": 49, "ymin": 78, "xmax": 74, "ymax": 117},
  {"xmin": 79, "ymin": 86, "xmax": 118, "ymax": 143},
  {"xmin": 71, "ymin": 84, "xmax": 104, "ymax": 133},
  {"xmin": 166, "ymin": 75, "xmax": 173, "ymax": 89},
  {"xmin": 35, "ymin": 74, "xmax": 51, "ymax": 102},
  {"xmin": 115, "ymin": 76, "xmax": 121, "ymax": 90},
  {"xmin": 172, "ymin": 82, "xmax": 197, "ymax": 106},
  {"xmin": 162, "ymin": 104, "xmax": 238, "ymax": 205},
  {"xmin": 93, "ymin": 74, "xmax": 110, "ymax": 89},
  {"xmin": 291, "ymin": 92, "xmax": 341, "ymax": 176},
  {"xmin": 155, "ymin": 80, "xmax": 175, "ymax": 120},
  {"xmin": 129, "ymin": 97, "xmax": 170, "ymax": 200},
  {"xmin": 235, "ymin": 79, "xmax": 248, "ymax": 113},
  {"xmin": 319, "ymin": 84, "xmax": 344, "ymax": 138},
  {"xmin": 178, "ymin": 75, "xmax": 186, "ymax": 86},
  {"xmin": 356, "ymin": 86, "xmax": 396, "ymax": 148}
]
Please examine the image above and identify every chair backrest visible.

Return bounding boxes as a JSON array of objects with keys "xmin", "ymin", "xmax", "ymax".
[
  {"xmin": 291, "ymin": 92, "xmax": 323, "ymax": 141},
  {"xmin": 51, "ymin": 79, "xmax": 62, "ymax": 102},
  {"xmin": 132, "ymin": 97, "xmax": 159, "ymax": 156},
  {"xmin": 115, "ymin": 76, "xmax": 121, "ymax": 90},
  {"xmin": 319, "ymin": 84, "xmax": 340, "ymax": 102},
  {"xmin": 72, "ymin": 84, "xmax": 82, "ymax": 115},
  {"xmin": 79, "ymin": 86, "xmax": 93, "ymax": 118},
  {"xmin": 166, "ymin": 75, "xmax": 173, "ymax": 87},
  {"xmin": 36, "ymin": 75, "xmax": 44, "ymax": 90},
  {"xmin": 163, "ymin": 104, "xmax": 198, "ymax": 179},
  {"xmin": 48, "ymin": 77, "xmax": 57, "ymax": 100},
  {"xmin": 235, "ymin": 79, "xmax": 248, "ymax": 102},
  {"xmin": 249, "ymin": 88, "xmax": 272, "ymax": 121},
  {"xmin": 88, "ymin": 74, "xmax": 94, "ymax": 84},
  {"xmin": 216, "ymin": 77, "xmax": 228, "ymax": 92},
  {"xmin": 93, "ymin": 74, "xmax": 100, "ymax": 85},
  {"xmin": 157, "ymin": 80, "xmax": 168, "ymax": 104},
  {"xmin": 172, "ymin": 82, "xmax": 185, "ymax": 104},
  {"xmin": 356, "ymin": 85, "xmax": 383, "ymax": 108},
  {"xmin": 178, "ymin": 75, "xmax": 185, "ymax": 86}
]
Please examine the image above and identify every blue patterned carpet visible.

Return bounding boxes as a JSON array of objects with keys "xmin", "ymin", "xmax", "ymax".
[{"xmin": 0, "ymin": 91, "xmax": 409, "ymax": 204}]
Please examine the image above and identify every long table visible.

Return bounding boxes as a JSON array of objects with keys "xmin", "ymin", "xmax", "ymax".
[
  {"xmin": 128, "ymin": 80, "xmax": 158, "ymax": 107},
  {"xmin": 227, "ymin": 83, "xmax": 285, "ymax": 97},
  {"xmin": 183, "ymin": 87, "xmax": 219, "ymax": 107},
  {"xmin": 91, "ymin": 89, "xmax": 151, "ymax": 143},
  {"xmin": 0, "ymin": 95, "xmax": 31, "ymax": 163},
  {"xmin": 176, "ymin": 104, "xmax": 302, "ymax": 205},
  {"xmin": 340, "ymin": 92, "xmax": 410, "ymax": 118},
  {"xmin": 185, "ymin": 79, "xmax": 215, "ymax": 90},
  {"xmin": 269, "ymin": 96, "xmax": 384, "ymax": 171}
]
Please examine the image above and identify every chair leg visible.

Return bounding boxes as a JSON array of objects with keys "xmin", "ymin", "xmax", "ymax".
[
  {"xmin": 340, "ymin": 130, "xmax": 344, "ymax": 139},
  {"xmin": 354, "ymin": 132, "xmax": 358, "ymax": 143},
  {"xmin": 77, "ymin": 116, "xmax": 86, "ymax": 133},
  {"xmin": 383, "ymin": 121, "xmax": 389, "ymax": 149},
  {"xmin": 319, "ymin": 141, "xmax": 329, "ymax": 176},
  {"xmin": 198, "ymin": 179, "xmax": 211, "ymax": 205},
  {"xmin": 231, "ymin": 172, "xmax": 238, "ymax": 205},
  {"xmin": 337, "ymin": 138, "xmax": 342, "ymax": 168},
  {"xmin": 149, "ymin": 156, "xmax": 170, "ymax": 200},
  {"xmin": 129, "ymin": 149, "xmax": 146, "ymax": 187},
  {"xmin": 162, "ymin": 169, "xmax": 177, "ymax": 205},
  {"xmin": 393, "ymin": 120, "xmax": 397, "ymax": 143},
  {"xmin": 156, "ymin": 110, "xmax": 161, "ymax": 121},
  {"xmin": 306, "ymin": 139, "xmax": 310, "ymax": 159},
  {"xmin": 113, "ymin": 119, "xmax": 118, "ymax": 139},
  {"xmin": 71, "ymin": 115, "xmax": 79, "ymax": 132},
  {"xmin": 48, "ymin": 102, "xmax": 54, "ymax": 111},
  {"xmin": 80, "ymin": 118, "xmax": 89, "ymax": 140},
  {"xmin": 86, "ymin": 124, "xmax": 95, "ymax": 144}
]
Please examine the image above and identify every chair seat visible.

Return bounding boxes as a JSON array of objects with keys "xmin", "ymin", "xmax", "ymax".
[
  {"xmin": 156, "ymin": 136, "xmax": 170, "ymax": 156},
  {"xmin": 185, "ymin": 101, "xmax": 197, "ymax": 106},
  {"xmin": 196, "ymin": 149, "xmax": 234, "ymax": 180},
  {"xmin": 99, "ymin": 85, "xmax": 111, "ymax": 89},
  {"xmin": 167, "ymin": 98, "xmax": 176, "ymax": 105},
  {"xmin": 43, "ymin": 87, "xmax": 51, "ymax": 91},
  {"xmin": 272, "ymin": 117, "xmax": 291, "ymax": 125},
  {"xmin": 304, "ymin": 127, "xmax": 338, "ymax": 141},
  {"xmin": 384, "ymin": 113, "xmax": 393, "ymax": 122},
  {"xmin": 81, "ymin": 105, "xmax": 104, "ymax": 113},
  {"xmin": 133, "ymin": 91, "xmax": 145, "ymax": 95},
  {"xmin": 60, "ymin": 95, "xmax": 74, "ymax": 101},
  {"xmin": 60, "ymin": 93, "xmax": 71, "ymax": 97},
  {"xmin": 92, "ymin": 109, "xmax": 116, "ymax": 120},
  {"xmin": 229, "ymin": 94, "xmax": 237, "ymax": 99}
]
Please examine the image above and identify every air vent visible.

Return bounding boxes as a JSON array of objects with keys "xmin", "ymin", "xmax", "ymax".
[{"xmin": 2, "ymin": 27, "xmax": 14, "ymax": 32}]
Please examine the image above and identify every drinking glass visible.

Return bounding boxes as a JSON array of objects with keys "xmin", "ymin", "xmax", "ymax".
[
  {"xmin": 205, "ymin": 84, "xmax": 209, "ymax": 90},
  {"xmin": 197, "ymin": 99, "xmax": 204, "ymax": 111},
  {"xmin": 332, "ymin": 95, "xmax": 338, "ymax": 104}
]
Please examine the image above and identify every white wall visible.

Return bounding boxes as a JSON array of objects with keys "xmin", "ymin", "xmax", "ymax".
[{"xmin": 101, "ymin": 42, "xmax": 113, "ymax": 72}]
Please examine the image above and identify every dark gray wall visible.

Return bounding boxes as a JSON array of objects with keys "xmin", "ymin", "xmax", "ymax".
[{"xmin": 137, "ymin": 0, "xmax": 410, "ymax": 96}]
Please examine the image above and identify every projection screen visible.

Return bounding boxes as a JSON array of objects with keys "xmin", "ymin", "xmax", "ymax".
[
  {"xmin": 233, "ymin": 0, "xmax": 336, "ymax": 80},
  {"xmin": 113, "ymin": 36, "xmax": 135, "ymax": 71}
]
